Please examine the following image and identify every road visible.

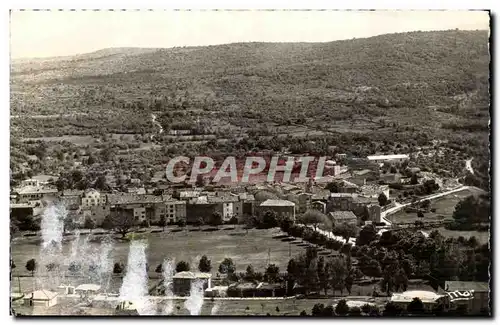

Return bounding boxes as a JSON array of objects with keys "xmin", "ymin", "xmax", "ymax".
[{"xmin": 381, "ymin": 185, "xmax": 471, "ymax": 224}]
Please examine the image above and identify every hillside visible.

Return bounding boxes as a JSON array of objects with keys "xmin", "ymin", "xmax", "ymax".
[{"xmin": 10, "ymin": 29, "xmax": 491, "ymax": 190}]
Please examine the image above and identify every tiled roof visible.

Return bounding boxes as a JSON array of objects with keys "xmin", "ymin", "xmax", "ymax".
[
  {"xmin": 173, "ymin": 271, "xmax": 212, "ymax": 279},
  {"xmin": 260, "ymin": 199, "xmax": 295, "ymax": 207},
  {"xmin": 107, "ymin": 194, "xmax": 167, "ymax": 205},
  {"xmin": 329, "ymin": 211, "xmax": 357, "ymax": 221},
  {"xmin": 62, "ymin": 190, "xmax": 83, "ymax": 197}
]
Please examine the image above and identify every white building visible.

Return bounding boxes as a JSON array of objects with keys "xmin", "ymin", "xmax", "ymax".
[
  {"xmin": 81, "ymin": 189, "xmax": 107, "ymax": 208},
  {"xmin": 23, "ymin": 290, "xmax": 59, "ymax": 307},
  {"xmin": 390, "ymin": 290, "xmax": 448, "ymax": 311},
  {"xmin": 367, "ymin": 154, "xmax": 409, "ymax": 164}
]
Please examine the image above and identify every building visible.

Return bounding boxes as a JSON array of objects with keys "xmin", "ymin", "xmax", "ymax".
[
  {"xmin": 81, "ymin": 189, "xmax": 107, "ymax": 208},
  {"xmin": 60, "ymin": 190, "xmax": 83, "ymax": 207},
  {"xmin": 327, "ymin": 193, "xmax": 357, "ymax": 212},
  {"xmin": 15, "ymin": 186, "xmax": 58, "ymax": 202},
  {"xmin": 10, "ymin": 202, "xmax": 44, "ymax": 220},
  {"xmin": 172, "ymin": 271, "xmax": 212, "ymax": 297},
  {"xmin": 380, "ymin": 173, "xmax": 402, "ymax": 184},
  {"xmin": 23, "ymin": 290, "xmax": 59, "ymax": 307},
  {"xmin": 328, "ymin": 211, "xmax": 358, "ymax": 226},
  {"xmin": 75, "ymin": 284, "xmax": 101, "ymax": 298},
  {"xmin": 390, "ymin": 290, "xmax": 448, "ymax": 312},
  {"xmin": 367, "ymin": 154, "xmax": 409, "ymax": 164},
  {"xmin": 311, "ymin": 200, "xmax": 326, "ymax": 214},
  {"xmin": 360, "ymin": 184, "xmax": 390, "ymax": 199},
  {"xmin": 336, "ymin": 180, "xmax": 359, "ymax": 194},
  {"xmin": 82, "ymin": 205, "xmax": 110, "ymax": 226},
  {"xmin": 107, "ymin": 194, "xmax": 182, "ymax": 225},
  {"xmin": 366, "ymin": 204, "xmax": 382, "ymax": 223},
  {"xmin": 443, "ymin": 281, "xmax": 490, "ymax": 315},
  {"xmin": 258, "ymin": 199, "xmax": 295, "ymax": 220}
]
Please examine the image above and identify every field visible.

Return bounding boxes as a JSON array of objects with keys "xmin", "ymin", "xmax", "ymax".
[
  {"xmin": 11, "ymin": 227, "xmax": 305, "ymax": 279},
  {"xmin": 387, "ymin": 187, "xmax": 489, "ymax": 244}
]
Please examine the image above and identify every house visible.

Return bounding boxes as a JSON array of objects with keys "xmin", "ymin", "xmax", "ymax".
[
  {"xmin": 360, "ymin": 184, "xmax": 390, "ymax": 199},
  {"xmin": 367, "ymin": 154, "xmax": 409, "ymax": 164},
  {"xmin": 442, "ymin": 281, "xmax": 490, "ymax": 315},
  {"xmin": 107, "ymin": 194, "xmax": 184, "ymax": 225},
  {"xmin": 366, "ymin": 204, "xmax": 382, "ymax": 223},
  {"xmin": 380, "ymin": 173, "xmax": 402, "ymax": 184},
  {"xmin": 15, "ymin": 185, "xmax": 58, "ymax": 202},
  {"xmin": 235, "ymin": 193, "xmax": 255, "ymax": 217},
  {"xmin": 328, "ymin": 211, "xmax": 357, "ymax": 226},
  {"xmin": 75, "ymin": 284, "xmax": 101, "ymax": 297},
  {"xmin": 336, "ymin": 180, "xmax": 359, "ymax": 193},
  {"xmin": 23, "ymin": 290, "xmax": 59, "ymax": 307},
  {"xmin": 172, "ymin": 271, "xmax": 212, "ymax": 297},
  {"xmin": 82, "ymin": 205, "xmax": 110, "ymax": 226},
  {"xmin": 10, "ymin": 201, "xmax": 44, "ymax": 219},
  {"xmin": 258, "ymin": 199, "xmax": 295, "ymax": 220},
  {"xmin": 311, "ymin": 201, "xmax": 326, "ymax": 214},
  {"xmin": 81, "ymin": 189, "xmax": 107, "ymax": 208},
  {"xmin": 327, "ymin": 193, "xmax": 357, "ymax": 212},
  {"xmin": 390, "ymin": 290, "xmax": 448, "ymax": 312},
  {"xmin": 60, "ymin": 190, "xmax": 83, "ymax": 207}
]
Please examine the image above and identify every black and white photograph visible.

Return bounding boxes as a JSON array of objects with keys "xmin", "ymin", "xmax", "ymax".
[{"xmin": 8, "ymin": 9, "xmax": 491, "ymax": 317}]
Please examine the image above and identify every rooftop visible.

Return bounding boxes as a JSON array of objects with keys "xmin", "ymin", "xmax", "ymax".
[
  {"xmin": 329, "ymin": 211, "xmax": 357, "ymax": 221},
  {"xmin": 62, "ymin": 189, "xmax": 84, "ymax": 197},
  {"xmin": 260, "ymin": 199, "xmax": 295, "ymax": 207},
  {"xmin": 16, "ymin": 186, "xmax": 58, "ymax": 195},
  {"xmin": 75, "ymin": 284, "xmax": 101, "ymax": 292},
  {"xmin": 173, "ymin": 271, "xmax": 212, "ymax": 279},
  {"xmin": 367, "ymin": 154, "xmax": 409, "ymax": 160},
  {"xmin": 329, "ymin": 193, "xmax": 357, "ymax": 198},
  {"xmin": 107, "ymin": 193, "xmax": 170, "ymax": 205},
  {"xmin": 391, "ymin": 290, "xmax": 443, "ymax": 304},
  {"xmin": 25, "ymin": 289, "xmax": 58, "ymax": 301}
]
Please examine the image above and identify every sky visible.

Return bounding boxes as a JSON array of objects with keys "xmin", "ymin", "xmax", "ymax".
[{"xmin": 10, "ymin": 10, "xmax": 490, "ymax": 59}]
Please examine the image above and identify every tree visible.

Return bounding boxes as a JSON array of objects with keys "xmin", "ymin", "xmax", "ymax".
[
  {"xmin": 260, "ymin": 210, "xmax": 279, "ymax": 229},
  {"xmin": 219, "ymin": 258, "xmax": 236, "ymax": 275},
  {"xmin": 407, "ymin": 297, "xmax": 425, "ymax": 315},
  {"xmin": 177, "ymin": 219, "xmax": 187, "ymax": 228},
  {"xmin": 410, "ymin": 173, "xmax": 419, "ymax": 185},
  {"xmin": 209, "ymin": 212, "xmax": 223, "ymax": 228},
  {"xmin": 155, "ymin": 264, "xmax": 163, "ymax": 273},
  {"xmin": 312, "ymin": 303, "xmax": 325, "ymax": 316},
  {"xmin": 94, "ymin": 175, "xmax": 110, "ymax": 191},
  {"xmin": 176, "ymin": 261, "xmax": 190, "ymax": 273},
  {"xmin": 300, "ymin": 210, "xmax": 329, "ymax": 230},
  {"xmin": 195, "ymin": 174, "xmax": 205, "ymax": 187},
  {"xmin": 299, "ymin": 310, "xmax": 308, "ymax": 316},
  {"xmin": 198, "ymin": 255, "xmax": 212, "ymax": 273},
  {"xmin": 383, "ymin": 302, "xmax": 403, "ymax": 316},
  {"xmin": 378, "ymin": 193, "xmax": 388, "ymax": 206},
  {"xmin": 349, "ymin": 306, "xmax": 362, "ymax": 316},
  {"xmin": 417, "ymin": 211, "xmax": 424, "ymax": 218},
  {"xmin": 264, "ymin": 264, "xmax": 280, "ymax": 283},
  {"xmin": 26, "ymin": 259, "xmax": 36, "ymax": 276},
  {"xmin": 158, "ymin": 215, "xmax": 167, "ymax": 230},
  {"xmin": 102, "ymin": 212, "xmax": 136, "ymax": 238},
  {"xmin": 329, "ymin": 257, "xmax": 348, "ymax": 295},
  {"xmin": 46, "ymin": 263, "xmax": 58, "ymax": 272},
  {"xmin": 113, "ymin": 262, "xmax": 124, "ymax": 274},
  {"xmin": 335, "ymin": 299, "xmax": 350, "ymax": 316},
  {"xmin": 245, "ymin": 264, "xmax": 256, "ymax": 281},
  {"xmin": 84, "ymin": 217, "xmax": 95, "ymax": 230},
  {"xmin": 356, "ymin": 224, "xmax": 378, "ymax": 246}
]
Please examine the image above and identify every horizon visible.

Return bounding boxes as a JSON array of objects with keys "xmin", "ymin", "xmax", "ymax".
[
  {"xmin": 10, "ymin": 28, "xmax": 491, "ymax": 61},
  {"xmin": 10, "ymin": 10, "xmax": 490, "ymax": 59}
]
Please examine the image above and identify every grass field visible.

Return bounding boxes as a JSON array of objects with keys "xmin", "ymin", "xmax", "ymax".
[
  {"xmin": 388, "ymin": 188, "xmax": 485, "ymax": 224},
  {"xmin": 11, "ymin": 227, "xmax": 305, "ymax": 279},
  {"xmin": 388, "ymin": 188, "xmax": 489, "ymax": 244}
]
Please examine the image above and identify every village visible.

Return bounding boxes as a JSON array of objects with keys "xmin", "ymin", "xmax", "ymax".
[{"xmin": 10, "ymin": 150, "xmax": 490, "ymax": 316}]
